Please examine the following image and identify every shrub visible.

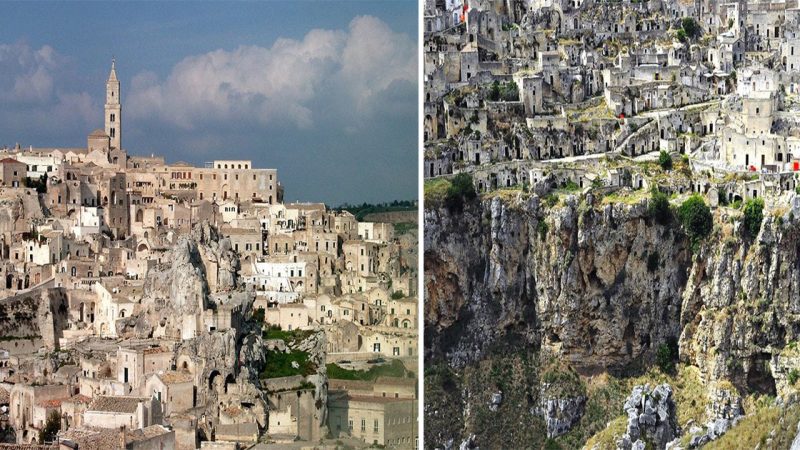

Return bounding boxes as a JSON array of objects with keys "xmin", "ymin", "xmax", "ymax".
[
  {"xmin": 252, "ymin": 307, "xmax": 265, "ymax": 324},
  {"xmin": 391, "ymin": 291, "xmax": 405, "ymax": 299},
  {"xmin": 656, "ymin": 339, "xmax": 679, "ymax": 374},
  {"xmin": 39, "ymin": 410, "xmax": 60, "ymax": 444},
  {"xmin": 444, "ymin": 173, "xmax": 477, "ymax": 211},
  {"xmin": 658, "ymin": 151, "xmax": 673, "ymax": 170},
  {"xmin": 678, "ymin": 194, "xmax": 713, "ymax": 243},
  {"xmin": 538, "ymin": 220, "xmax": 549, "ymax": 240},
  {"xmin": 789, "ymin": 369, "xmax": 800, "ymax": 386},
  {"xmin": 648, "ymin": 188, "xmax": 672, "ymax": 225},
  {"xmin": 682, "ymin": 17, "xmax": 701, "ymax": 39},
  {"xmin": 718, "ymin": 189, "xmax": 729, "ymax": 206},
  {"xmin": 743, "ymin": 198, "xmax": 764, "ymax": 239}
]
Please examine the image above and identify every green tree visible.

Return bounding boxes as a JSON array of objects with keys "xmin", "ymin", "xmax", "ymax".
[
  {"xmin": 681, "ymin": 17, "xmax": 701, "ymax": 39},
  {"xmin": 656, "ymin": 340, "xmax": 679, "ymax": 374},
  {"xmin": 678, "ymin": 194, "xmax": 713, "ymax": 243},
  {"xmin": 444, "ymin": 173, "xmax": 477, "ymax": 211},
  {"xmin": 488, "ymin": 81, "xmax": 501, "ymax": 101},
  {"xmin": 743, "ymin": 198, "xmax": 764, "ymax": 239},
  {"xmin": 648, "ymin": 188, "xmax": 672, "ymax": 225},
  {"xmin": 658, "ymin": 151, "xmax": 673, "ymax": 170},
  {"xmin": 38, "ymin": 410, "xmax": 60, "ymax": 444}
]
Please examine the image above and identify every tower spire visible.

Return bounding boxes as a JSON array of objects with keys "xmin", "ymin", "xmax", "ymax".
[
  {"xmin": 105, "ymin": 57, "xmax": 121, "ymax": 151},
  {"xmin": 108, "ymin": 57, "xmax": 118, "ymax": 82}
]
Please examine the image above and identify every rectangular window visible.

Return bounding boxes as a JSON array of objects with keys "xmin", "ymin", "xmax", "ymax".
[
  {"xmin": 361, "ymin": 419, "xmax": 366, "ymax": 432},
  {"xmin": 374, "ymin": 419, "xmax": 379, "ymax": 433}
]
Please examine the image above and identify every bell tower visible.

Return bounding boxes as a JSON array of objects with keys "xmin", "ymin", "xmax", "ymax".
[{"xmin": 105, "ymin": 58, "xmax": 121, "ymax": 150}]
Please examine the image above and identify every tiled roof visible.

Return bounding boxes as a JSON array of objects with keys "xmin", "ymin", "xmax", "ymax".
[
  {"xmin": 125, "ymin": 425, "xmax": 172, "ymax": 442},
  {"xmin": 88, "ymin": 395, "xmax": 147, "ymax": 413},
  {"xmin": 61, "ymin": 427, "xmax": 122, "ymax": 450},
  {"xmin": 157, "ymin": 371, "xmax": 193, "ymax": 384},
  {"xmin": 66, "ymin": 394, "xmax": 92, "ymax": 405}
]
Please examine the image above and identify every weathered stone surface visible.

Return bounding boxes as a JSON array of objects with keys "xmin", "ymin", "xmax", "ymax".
[
  {"xmin": 535, "ymin": 392, "xmax": 586, "ymax": 438},
  {"xmin": 617, "ymin": 384, "xmax": 678, "ymax": 450}
]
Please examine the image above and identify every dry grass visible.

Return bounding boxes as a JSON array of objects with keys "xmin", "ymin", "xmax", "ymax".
[
  {"xmin": 705, "ymin": 400, "xmax": 800, "ymax": 450},
  {"xmin": 424, "ymin": 178, "xmax": 451, "ymax": 206},
  {"xmin": 583, "ymin": 416, "xmax": 627, "ymax": 450}
]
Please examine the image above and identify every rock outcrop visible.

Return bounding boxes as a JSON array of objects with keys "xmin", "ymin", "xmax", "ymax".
[{"xmin": 617, "ymin": 384, "xmax": 678, "ymax": 450}]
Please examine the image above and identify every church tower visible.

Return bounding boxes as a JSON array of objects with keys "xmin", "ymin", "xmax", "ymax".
[{"xmin": 105, "ymin": 58, "xmax": 121, "ymax": 150}]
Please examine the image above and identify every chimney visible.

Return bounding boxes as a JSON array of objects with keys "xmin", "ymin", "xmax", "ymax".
[{"xmin": 119, "ymin": 425, "xmax": 126, "ymax": 449}]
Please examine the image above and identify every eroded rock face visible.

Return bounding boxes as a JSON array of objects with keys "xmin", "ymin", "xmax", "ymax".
[
  {"xmin": 139, "ymin": 221, "xmax": 241, "ymax": 339},
  {"xmin": 618, "ymin": 384, "xmax": 678, "ymax": 450},
  {"xmin": 425, "ymin": 193, "xmax": 800, "ymax": 446},
  {"xmin": 145, "ymin": 235, "xmax": 210, "ymax": 316},
  {"xmin": 425, "ymin": 196, "xmax": 690, "ymax": 374}
]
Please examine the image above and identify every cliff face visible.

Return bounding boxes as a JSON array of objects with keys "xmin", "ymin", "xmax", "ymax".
[
  {"xmin": 426, "ymin": 195, "xmax": 692, "ymax": 373},
  {"xmin": 424, "ymin": 193, "xmax": 800, "ymax": 448}
]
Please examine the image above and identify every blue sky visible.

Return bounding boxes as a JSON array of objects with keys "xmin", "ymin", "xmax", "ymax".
[{"xmin": 0, "ymin": 1, "xmax": 418, "ymax": 205}]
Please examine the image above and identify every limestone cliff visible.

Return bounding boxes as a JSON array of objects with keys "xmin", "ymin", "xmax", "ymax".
[{"xmin": 425, "ymin": 192, "xmax": 800, "ymax": 449}]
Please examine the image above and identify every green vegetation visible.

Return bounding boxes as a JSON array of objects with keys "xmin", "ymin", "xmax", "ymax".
[
  {"xmin": 391, "ymin": 290, "xmax": 405, "ymax": 300},
  {"xmin": 393, "ymin": 222, "xmax": 416, "ymax": 235},
  {"xmin": 538, "ymin": 219, "xmax": 549, "ymax": 239},
  {"xmin": 705, "ymin": 400, "xmax": 800, "ymax": 450},
  {"xmin": 648, "ymin": 188, "xmax": 672, "ymax": 225},
  {"xmin": 262, "ymin": 326, "xmax": 313, "ymax": 345},
  {"xmin": 563, "ymin": 180, "xmax": 581, "ymax": 192},
  {"xmin": 336, "ymin": 200, "xmax": 416, "ymax": 221},
  {"xmin": 424, "ymin": 178, "xmax": 452, "ymax": 206},
  {"xmin": 38, "ymin": 410, "xmax": 60, "ymax": 444},
  {"xmin": 678, "ymin": 194, "xmax": 713, "ymax": 245},
  {"xmin": 677, "ymin": 17, "xmax": 702, "ymax": 42},
  {"xmin": 0, "ymin": 335, "xmax": 41, "ymax": 342},
  {"xmin": 260, "ymin": 350, "xmax": 315, "ymax": 379},
  {"xmin": 583, "ymin": 416, "xmax": 628, "ymax": 450},
  {"xmin": 544, "ymin": 193, "xmax": 560, "ymax": 207},
  {"xmin": 541, "ymin": 360, "xmax": 587, "ymax": 398},
  {"xmin": 487, "ymin": 80, "xmax": 519, "ymax": 102},
  {"xmin": 444, "ymin": 173, "xmax": 477, "ymax": 211},
  {"xmin": 656, "ymin": 340, "xmax": 679, "ymax": 374},
  {"xmin": 658, "ymin": 151, "xmax": 673, "ymax": 170},
  {"xmin": 251, "ymin": 307, "xmax": 265, "ymax": 324},
  {"xmin": 327, "ymin": 359, "xmax": 414, "ymax": 381},
  {"xmin": 789, "ymin": 369, "xmax": 799, "ymax": 386},
  {"xmin": 743, "ymin": 198, "xmax": 764, "ymax": 239}
]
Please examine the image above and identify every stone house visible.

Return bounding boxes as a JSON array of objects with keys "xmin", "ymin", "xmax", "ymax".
[
  {"xmin": 0, "ymin": 158, "xmax": 27, "ymax": 188},
  {"xmin": 143, "ymin": 371, "xmax": 194, "ymax": 416},
  {"xmin": 82, "ymin": 395, "xmax": 162, "ymax": 430}
]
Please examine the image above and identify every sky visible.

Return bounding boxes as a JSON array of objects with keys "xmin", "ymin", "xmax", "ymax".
[{"xmin": 0, "ymin": 1, "xmax": 418, "ymax": 205}]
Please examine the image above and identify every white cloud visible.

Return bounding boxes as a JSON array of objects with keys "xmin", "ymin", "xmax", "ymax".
[
  {"xmin": 127, "ymin": 15, "xmax": 417, "ymax": 130},
  {"xmin": 0, "ymin": 42, "xmax": 97, "ymax": 139},
  {"xmin": 0, "ymin": 43, "xmax": 60, "ymax": 103}
]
